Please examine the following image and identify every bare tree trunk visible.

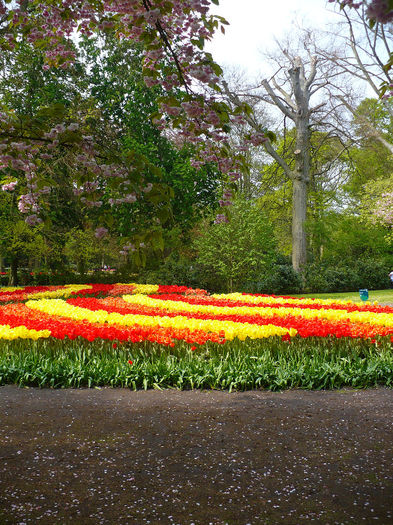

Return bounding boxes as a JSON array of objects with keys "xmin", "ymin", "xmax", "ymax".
[
  {"xmin": 260, "ymin": 67, "xmax": 312, "ymax": 272},
  {"xmin": 288, "ymin": 57, "xmax": 312, "ymax": 271},
  {"xmin": 292, "ymin": 177, "xmax": 308, "ymax": 271},
  {"xmin": 223, "ymin": 53, "xmax": 317, "ymax": 272}
]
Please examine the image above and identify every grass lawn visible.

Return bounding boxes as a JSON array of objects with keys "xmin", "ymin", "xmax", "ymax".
[{"xmin": 294, "ymin": 288, "xmax": 393, "ymax": 303}]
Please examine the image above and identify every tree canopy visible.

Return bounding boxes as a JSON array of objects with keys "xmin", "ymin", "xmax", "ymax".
[{"xmin": 1, "ymin": 0, "xmax": 393, "ymax": 281}]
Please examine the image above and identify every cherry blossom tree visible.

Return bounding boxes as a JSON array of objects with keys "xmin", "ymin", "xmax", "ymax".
[
  {"xmin": 0, "ymin": 0, "xmax": 251, "ymax": 239},
  {"xmin": 1, "ymin": 0, "xmax": 392, "ymax": 243}
]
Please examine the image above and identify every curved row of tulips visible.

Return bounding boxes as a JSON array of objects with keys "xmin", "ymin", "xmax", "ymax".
[{"xmin": 1, "ymin": 283, "xmax": 393, "ymax": 346}]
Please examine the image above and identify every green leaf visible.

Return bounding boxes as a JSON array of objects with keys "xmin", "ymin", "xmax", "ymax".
[
  {"xmin": 191, "ymin": 37, "xmax": 205, "ymax": 50},
  {"xmin": 211, "ymin": 62, "xmax": 223, "ymax": 77},
  {"xmin": 242, "ymin": 103, "xmax": 253, "ymax": 116},
  {"xmin": 265, "ymin": 130, "xmax": 276, "ymax": 142},
  {"xmin": 156, "ymin": 207, "xmax": 170, "ymax": 224}
]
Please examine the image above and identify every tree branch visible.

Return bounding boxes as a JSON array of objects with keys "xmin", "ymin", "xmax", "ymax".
[
  {"xmin": 261, "ymin": 78, "xmax": 296, "ymax": 120},
  {"xmin": 344, "ymin": 8, "xmax": 381, "ymax": 97},
  {"xmin": 222, "ymin": 80, "xmax": 294, "ymax": 179},
  {"xmin": 305, "ymin": 56, "xmax": 317, "ymax": 90},
  {"xmin": 263, "ymin": 139, "xmax": 295, "ymax": 180},
  {"xmin": 271, "ymin": 77, "xmax": 296, "ymax": 110},
  {"xmin": 338, "ymin": 95, "xmax": 393, "ymax": 154},
  {"xmin": 142, "ymin": 0, "xmax": 190, "ymax": 94}
]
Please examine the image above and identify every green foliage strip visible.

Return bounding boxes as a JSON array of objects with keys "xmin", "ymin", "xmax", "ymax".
[{"xmin": 0, "ymin": 337, "xmax": 392, "ymax": 391}]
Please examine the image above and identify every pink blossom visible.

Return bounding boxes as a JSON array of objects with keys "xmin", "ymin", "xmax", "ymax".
[
  {"xmin": 367, "ymin": 0, "xmax": 393, "ymax": 23},
  {"xmin": 25, "ymin": 214, "xmax": 42, "ymax": 226},
  {"xmin": 0, "ymin": 0, "xmax": 262, "ymax": 229},
  {"xmin": 143, "ymin": 76, "xmax": 159, "ymax": 88},
  {"xmin": 1, "ymin": 181, "xmax": 17, "ymax": 191},
  {"xmin": 214, "ymin": 214, "xmax": 229, "ymax": 224},
  {"xmin": 329, "ymin": 1, "xmax": 393, "ymax": 23},
  {"xmin": 373, "ymin": 192, "xmax": 393, "ymax": 225},
  {"xmin": 95, "ymin": 227, "xmax": 108, "ymax": 239}
]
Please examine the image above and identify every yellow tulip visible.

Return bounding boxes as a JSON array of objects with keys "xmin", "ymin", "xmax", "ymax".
[
  {"xmin": 123, "ymin": 294, "xmax": 393, "ymax": 328},
  {"xmin": 0, "ymin": 323, "xmax": 51, "ymax": 340},
  {"xmin": 25, "ymin": 298, "xmax": 295, "ymax": 340}
]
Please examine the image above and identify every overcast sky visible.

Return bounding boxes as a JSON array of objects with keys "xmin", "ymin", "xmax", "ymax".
[{"xmin": 206, "ymin": 0, "xmax": 340, "ymax": 78}]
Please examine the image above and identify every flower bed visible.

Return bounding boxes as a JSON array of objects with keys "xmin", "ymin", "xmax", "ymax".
[
  {"xmin": 1, "ymin": 283, "xmax": 393, "ymax": 345},
  {"xmin": 1, "ymin": 284, "xmax": 393, "ymax": 390}
]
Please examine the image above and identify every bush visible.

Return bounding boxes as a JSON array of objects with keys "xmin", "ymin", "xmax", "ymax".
[
  {"xmin": 355, "ymin": 258, "xmax": 389, "ymax": 290},
  {"xmin": 136, "ymin": 253, "xmax": 202, "ymax": 289},
  {"xmin": 0, "ymin": 268, "xmax": 124, "ymax": 287},
  {"xmin": 303, "ymin": 258, "xmax": 390, "ymax": 293},
  {"xmin": 192, "ymin": 199, "xmax": 277, "ymax": 292},
  {"xmin": 302, "ymin": 264, "xmax": 329, "ymax": 293},
  {"xmin": 244, "ymin": 264, "xmax": 302, "ymax": 295}
]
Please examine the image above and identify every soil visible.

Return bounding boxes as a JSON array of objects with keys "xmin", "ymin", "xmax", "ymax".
[{"xmin": 0, "ymin": 386, "xmax": 392, "ymax": 525}]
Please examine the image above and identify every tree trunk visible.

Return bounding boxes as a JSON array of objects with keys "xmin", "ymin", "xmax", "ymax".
[
  {"xmin": 77, "ymin": 259, "xmax": 86, "ymax": 276},
  {"xmin": 9, "ymin": 258, "xmax": 18, "ymax": 286},
  {"xmin": 225, "ymin": 54, "xmax": 316, "ymax": 273},
  {"xmin": 290, "ymin": 58, "xmax": 311, "ymax": 272},
  {"xmin": 292, "ymin": 177, "xmax": 308, "ymax": 272}
]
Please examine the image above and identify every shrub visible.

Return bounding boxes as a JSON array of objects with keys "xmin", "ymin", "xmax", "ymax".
[
  {"xmin": 192, "ymin": 199, "xmax": 277, "ymax": 292},
  {"xmin": 136, "ymin": 253, "xmax": 202, "ymax": 289},
  {"xmin": 355, "ymin": 258, "xmax": 389, "ymax": 290},
  {"xmin": 244, "ymin": 264, "xmax": 302, "ymax": 295},
  {"xmin": 303, "ymin": 258, "xmax": 390, "ymax": 293}
]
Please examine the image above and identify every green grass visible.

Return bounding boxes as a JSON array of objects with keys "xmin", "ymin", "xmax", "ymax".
[
  {"xmin": 0, "ymin": 337, "xmax": 392, "ymax": 391},
  {"xmin": 293, "ymin": 288, "xmax": 393, "ymax": 304}
]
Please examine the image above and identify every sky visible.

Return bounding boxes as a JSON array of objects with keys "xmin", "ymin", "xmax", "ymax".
[{"xmin": 206, "ymin": 0, "xmax": 340, "ymax": 78}]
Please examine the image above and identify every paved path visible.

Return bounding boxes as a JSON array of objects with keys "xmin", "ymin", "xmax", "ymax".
[{"xmin": 0, "ymin": 386, "xmax": 392, "ymax": 524}]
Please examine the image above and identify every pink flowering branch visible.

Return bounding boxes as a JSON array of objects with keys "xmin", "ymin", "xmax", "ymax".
[
  {"xmin": 372, "ymin": 192, "xmax": 393, "ymax": 226},
  {"xmin": 328, "ymin": 0, "xmax": 393, "ymax": 23},
  {"xmin": 0, "ymin": 0, "xmax": 254, "ymax": 229}
]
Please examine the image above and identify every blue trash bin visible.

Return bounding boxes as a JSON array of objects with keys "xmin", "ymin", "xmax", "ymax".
[{"xmin": 359, "ymin": 289, "xmax": 369, "ymax": 301}]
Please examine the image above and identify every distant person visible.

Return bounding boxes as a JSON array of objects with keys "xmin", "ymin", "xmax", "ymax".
[{"xmin": 389, "ymin": 270, "xmax": 393, "ymax": 288}]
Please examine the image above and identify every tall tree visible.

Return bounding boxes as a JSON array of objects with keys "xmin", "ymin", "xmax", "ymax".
[
  {"xmin": 0, "ymin": 0, "xmax": 248, "ymax": 239},
  {"xmin": 223, "ymin": 34, "xmax": 349, "ymax": 272},
  {"xmin": 0, "ymin": 36, "xmax": 222, "ymax": 268},
  {"xmin": 79, "ymin": 36, "xmax": 220, "ymax": 233}
]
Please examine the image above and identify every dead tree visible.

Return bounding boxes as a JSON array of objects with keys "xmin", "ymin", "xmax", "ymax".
[{"xmin": 224, "ymin": 53, "xmax": 320, "ymax": 272}]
